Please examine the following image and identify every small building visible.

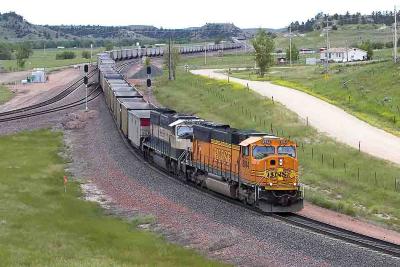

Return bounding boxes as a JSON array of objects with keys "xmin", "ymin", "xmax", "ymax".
[
  {"xmin": 30, "ymin": 68, "xmax": 47, "ymax": 83},
  {"xmin": 320, "ymin": 48, "xmax": 367, "ymax": 63}
]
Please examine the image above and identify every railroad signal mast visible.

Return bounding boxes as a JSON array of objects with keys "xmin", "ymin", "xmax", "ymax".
[
  {"xmin": 84, "ymin": 64, "xmax": 89, "ymax": 111},
  {"xmin": 146, "ymin": 65, "xmax": 152, "ymax": 88}
]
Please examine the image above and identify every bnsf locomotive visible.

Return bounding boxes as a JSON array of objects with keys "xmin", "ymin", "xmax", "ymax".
[{"xmin": 96, "ymin": 47, "xmax": 303, "ymax": 213}]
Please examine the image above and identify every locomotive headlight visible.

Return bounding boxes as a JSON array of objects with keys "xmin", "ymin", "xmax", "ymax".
[
  {"xmin": 279, "ymin": 158, "xmax": 283, "ymax": 166},
  {"xmin": 269, "ymin": 183, "xmax": 273, "ymax": 186},
  {"xmin": 293, "ymin": 183, "xmax": 297, "ymax": 186}
]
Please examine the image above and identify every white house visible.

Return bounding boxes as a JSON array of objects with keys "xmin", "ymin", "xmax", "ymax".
[{"xmin": 320, "ymin": 48, "xmax": 367, "ymax": 63}]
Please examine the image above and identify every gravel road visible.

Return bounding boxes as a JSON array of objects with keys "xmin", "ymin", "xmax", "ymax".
[
  {"xmin": 64, "ymin": 94, "xmax": 400, "ymax": 266},
  {"xmin": 191, "ymin": 69, "xmax": 400, "ymax": 166}
]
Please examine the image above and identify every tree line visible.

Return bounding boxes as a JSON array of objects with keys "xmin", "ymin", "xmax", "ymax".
[{"xmin": 290, "ymin": 11, "xmax": 400, "ymax": 33}]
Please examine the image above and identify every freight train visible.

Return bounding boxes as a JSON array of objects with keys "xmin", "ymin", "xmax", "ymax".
[
  {"xmin": 107, "ymin": 43, "xmax": 242, "ymax": 61},
  {"xmin": 96, "ymin": 44, "xmax": 304, "ymax": 212}
]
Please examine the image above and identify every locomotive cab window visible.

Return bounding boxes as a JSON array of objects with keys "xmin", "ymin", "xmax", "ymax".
[
  {"xmin": 241, "ymin": 146, "xmax": 249, "ymax": 156},
  {"xmin": 277, "ymin": 146, "xmax": 296, "ymax": 158},
  {"xmin": 176, "ymin": 126, "xmax": 193, "ymax": 138},
  {"xmin": 252, "ymin": 146, "xmax": 275, "ymax": 160}
]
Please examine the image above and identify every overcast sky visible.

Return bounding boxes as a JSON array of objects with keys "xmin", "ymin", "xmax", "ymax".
[{"xmin": 1, "ymin": 0, "xmax": 399, "ymax": 28}]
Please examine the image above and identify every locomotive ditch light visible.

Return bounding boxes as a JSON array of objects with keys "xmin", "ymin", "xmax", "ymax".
[{"xmin": 279, "ymin": 158, "xmax": 283, "ymax": 166}]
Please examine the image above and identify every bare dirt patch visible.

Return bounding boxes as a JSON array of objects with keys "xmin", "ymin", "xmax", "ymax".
[
  {"xmin": 0, "ymin": 70, "xmax": 31, "ymax": 84},
  {"xmin": 299, "ymin": 202, "xmax": 400, "ymax": 245},
  {"xmin": 0, "ymin": 68, "xmax": 81, "ymax": 112},
  {"xmin": 61, "ymin": 95, "xmax": 399, "ymax": 266},
  {"xmin": 62, "ymin": 110, "xmax": 98, "ymax": 130}
]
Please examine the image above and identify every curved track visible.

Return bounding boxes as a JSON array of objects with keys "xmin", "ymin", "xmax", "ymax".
[
  {"xmin": 272, "ymin": 213, "xmax": 400, "ymax": 257},
  {"xmin": 107, "ymin": 87, "xmax": 400, "ymax": 258},
  {"xmin": 0, "ymin": 68, "xmax": 97, "ymax": 117},
  {"xmin": 108, "ymin": 57, "xmax": 400, "ymax": 259},
  {"xmin": 0, "ymin": 85, "xmax": 101, "ymax": 123}
]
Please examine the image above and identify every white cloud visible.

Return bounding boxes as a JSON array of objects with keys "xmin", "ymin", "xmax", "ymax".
[{"xmin": 1, "ymin": 0, "xmax": 398, "ymax": 28}]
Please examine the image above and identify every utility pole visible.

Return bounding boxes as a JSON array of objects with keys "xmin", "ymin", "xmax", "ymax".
[
  {"xmin": 90, "ymin": 43, "xmax": 93, "ymax": 65},
  {"xmin": 204, "ymin": 42, "xmax": 207, "ymax": 65},
  {"xmin": 289, "ymin": 24, "xmax": 292, "ymax": 67},
  {"xmin": 326, "ymin": 16, "xmax": 330, "ymax": 49},
  {"xmin": 345, "ymin": 40, "xmax": 349, "ymax": 62},
  {"xmin": 395, "ymin": 5, "xmax": 398, "ymax": 63},
  {"xmin": 168, "ymin": 36, "xmax": 172, "ymax": 80},
  {"xmin": 325, "ymin": 16, "xmax": 330, "ymax": 74}
]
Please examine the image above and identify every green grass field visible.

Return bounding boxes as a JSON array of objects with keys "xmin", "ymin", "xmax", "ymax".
[
  {"xmin": 0, "ymin": 48, "xmax": 104, "ymax": 72},
  {"xmin": 0, "ymin": 129, "xmax": 224, "ymax": 266},
  {"xmin": 274, "ymin": 24, "xmax": 394, "ymax": 50},
  {"xmin": 181, "ymin": 52, "xmax": 255, "ymax": 70},
  {"xmin": 154, "ymin": 70, "xmax": 400, "ymax": 230},
  {"xmin": 230, "ymin": 61, "xmax": 400, "ymax": 136},
  {"xmin": 0, "ymin": 85, "xmax": 12, "ymax": 104}
]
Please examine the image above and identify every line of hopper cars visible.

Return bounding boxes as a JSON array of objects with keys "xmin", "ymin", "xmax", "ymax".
[
  {"xmin": 107, "ymin": 43, "xmax": 242, "ymax": 61},
  {"xmin": 96, "ymin": 46, "xmax": 304, "ymax": 213}
]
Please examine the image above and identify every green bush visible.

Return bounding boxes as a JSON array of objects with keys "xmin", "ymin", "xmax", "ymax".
[
  {"xmin": 81, "ymin": 50, "xmax": 90, "ymax": 59},
  {"xmin": 55, "ymin": 51, "xmax": 76, "ymax": 60}
]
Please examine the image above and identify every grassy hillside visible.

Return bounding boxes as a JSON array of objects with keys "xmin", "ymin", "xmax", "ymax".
[
  {"xmin": 154, "ymin": 70, "xmax": 400, "ymax": 230},
  {"xmin": 0, "ymin": 12, "xmax": 65, "ymax": 41},
  {"xmin": 0, "ymin": 129, "xmax": 223, "ymax": 266},
  {"xmin": 274, "ymin": 24, "xmax": 393, "ymax": 50},
  {"xmin": 231, "ymin": 61, "xmax": 400, "ymax": 136}
]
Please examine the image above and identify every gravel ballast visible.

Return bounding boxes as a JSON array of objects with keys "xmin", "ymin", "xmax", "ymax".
[{"xmin": 64, "ymin": 94, "xmax": 400, "ymax": 267}]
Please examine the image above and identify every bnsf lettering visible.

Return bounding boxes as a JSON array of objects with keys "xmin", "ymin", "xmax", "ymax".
[
  {"xmin": 264, "ymin": 170, "xmax": 290, "ymax": 179},
  {"xmin": 214, "ymin": 148, "xmax": 231, "ymax": 162}
]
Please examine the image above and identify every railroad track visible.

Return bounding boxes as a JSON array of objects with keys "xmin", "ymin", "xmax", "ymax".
[
  {"xmin": 110, "ymin": 104, "xmax": 400, "ymax": 258},
  {"xmin": 0, "ymin": 68, "xmax": 97, "ymax": 117},
  {"xmin": 0, "ymin": 58, "xmax": 141, "ymax": 123},
  {"xmin": 106, "ymin": 56, "xmax": 400, "ymax": 259},
  {"xmin": 115, "ymin": 59, "xmax": 139, "ymax": 72},
  {"xmin": 0, "ymin": 84, "xmax": 101, "ymax": 123},
  {"xmin": 272, "ymin": 213, "xmax": 400, "ymax": 258}
]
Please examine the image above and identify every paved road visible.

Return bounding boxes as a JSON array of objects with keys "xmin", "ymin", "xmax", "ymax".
[{"xmin": 191, "ymin": 69, "xmax": 400, "ymax": 166}]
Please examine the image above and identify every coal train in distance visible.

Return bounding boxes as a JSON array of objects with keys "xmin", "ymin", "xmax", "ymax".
[
  {"xmin": 96, "ymin": 43, "xmax": 304, "ymax": 213},
  {"xmin": 107, "ymin": 42, "xmax": 242, "ymax": 61}
]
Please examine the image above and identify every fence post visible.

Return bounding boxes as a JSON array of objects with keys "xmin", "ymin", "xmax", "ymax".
[
  {"xmin": 375, "ymin": 172, "xmax": 377, "ymax": 185},
  {"xmin": 332, "ymin": 158, "xmax": 335, "ymax": 169},
  {"xmin": 311, "ymin": 148, "xmax": 314, "ymax": 159},
  {"xmin": 357, "ymin": 168, "xmax": 360, "ymax": 181},
  {"xmin": 321, "ymin": 154, "xmax": 324, "ymax": 165},
  {"xmin": 358, "ymin": 141, "xmax": 361, "ymax": 152}
]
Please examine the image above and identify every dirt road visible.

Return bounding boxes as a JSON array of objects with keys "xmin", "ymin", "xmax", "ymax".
[{"xmin": 191, "ymin": 69, "xmax": 400, "ymax": 166}]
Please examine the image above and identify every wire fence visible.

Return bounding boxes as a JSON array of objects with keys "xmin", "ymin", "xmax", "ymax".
[{"xmin": 192, "ymin": 78, "xmax": 400, "ymax": 193}]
